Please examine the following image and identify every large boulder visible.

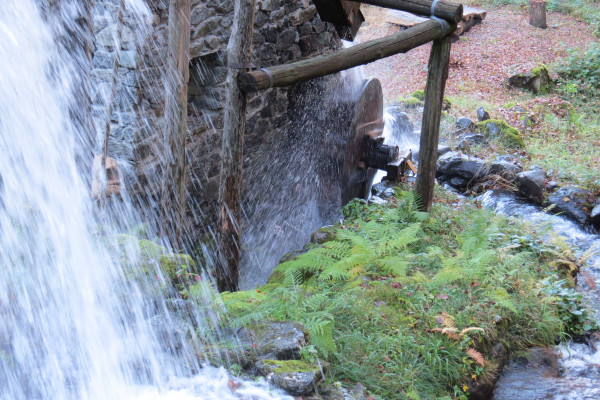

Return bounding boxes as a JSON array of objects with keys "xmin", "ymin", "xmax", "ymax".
[
  {"xmin": 493, "ymin": 347, "xmax": 559, "ymax": 399},
  {"xmin": 591, "ymin": 204, "xmax": 600, "ymax": 230},
  {"xmin": 507, "ymin": 65, "xmax": 553, "ymax": 94},
  {"xmin": 488, "ymin": 157, "xmax": 523, "ymax": 182},
  {"xmin": 256, "ymin": 359, "xmax": 325, "ymax": 396},
  {"xmin": 515, "ymin": 168, "xmax": 546, "ymax": 204},
  {"xmin": 548, "ymin": 186, "xmax": 594, "ymax": 226},
  {"xmin": 456, "ymin": 116, "xmax": 475, "ymax": 131},
  {"xmin": 238, "ymin": 321, "xmax": 308, "ymax": 361},
  {"xmin": 436, "ymin": 151, "xmax": 489, "ymax": 190}
]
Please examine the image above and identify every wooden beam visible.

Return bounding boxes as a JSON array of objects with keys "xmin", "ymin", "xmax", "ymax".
[
  {"xmin": 162, "ymin": 0, "xmax": 191, "ymax": 248},
  {"xmin": 357, "ymin": 0, "xmax": 463, "ymax": 23},
  {"xmin": 239, "ymin": 19, "xmax": 455, "ymax": 92},
  {"xmin": 415, "ymin": 35, "xmax": 451, "ymax": 212},
  {"xmin": 217, "ymin": 0, "xmax": 257, "ymax": 292}
]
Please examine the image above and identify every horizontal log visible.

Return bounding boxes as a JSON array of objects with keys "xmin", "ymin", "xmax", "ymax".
[
  {"xmin": 357, "ymin": 0, "xmax": 463, "ymax": 23},
  {"xmin": 239, "ymin": 19, "xmax": 456, "ymax": 92}
]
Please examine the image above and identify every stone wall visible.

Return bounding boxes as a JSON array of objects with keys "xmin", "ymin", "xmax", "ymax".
[
  {"xmin": 89, "ymin": 0, "xmax": 344, "ymax": 264},
  {"xmin": 184, "ymin": 0, "xmax": 342, "ymax": 237}
]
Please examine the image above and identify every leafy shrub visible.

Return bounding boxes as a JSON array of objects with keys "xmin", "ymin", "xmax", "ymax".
[{"xmin": 558, "ymin": 44, "xmax": 600, "ymax": 95}]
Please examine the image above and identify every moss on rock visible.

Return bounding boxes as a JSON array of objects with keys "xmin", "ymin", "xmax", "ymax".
[
  {"xmin": 404, "ymin": 96, "xmax": 424, "ymax": 108},
  {"xmin": 116, "ymin": 234, "xmax": 195, "ymax": 286},
  {"xmin": 310, "ymin": 225, "xmax": 338, "ymax": 244},
  {"xmin": 221, "ymin": 289, "xmax": 267, "ymax": 316},
  {"xmin": 475, "ymin": 119, "xmax": 525, "ymax": 148},
  {"xmin": 410, "ymin": 89, "xmax": 425, "ymax": 100},
  {"xmin": 531, "ymin": 65, "xmax": 552, "ymax": 94},
  {"xmin": 258, "ymin": 359, "xmax": 322, "ymax": 374}
]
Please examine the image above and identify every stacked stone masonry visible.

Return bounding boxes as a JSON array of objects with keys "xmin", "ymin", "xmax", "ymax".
[{"xmin": 89, "ymin": 0, "xmax": 343, "ymax": 244}]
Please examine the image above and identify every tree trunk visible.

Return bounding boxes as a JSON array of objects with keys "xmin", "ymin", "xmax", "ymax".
[
  {"xmin": 217, "ymin": 0, "xmax": 257, "ymax": 292},
  {"xmin": 415, "ymin": 36, "xmax": 451, "ymax": 212},
  {"xmin": 529, "ymin": 0, "xmax": 547, "ymax": 29},
  {"xmin": 162, "ymin": 0, "xmax": 191, "ymax": 248}
]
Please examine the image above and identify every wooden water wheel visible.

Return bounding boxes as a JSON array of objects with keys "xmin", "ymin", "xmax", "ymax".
[{"xmin": 340, "ymin": 77, "xmax": 385, "ymax": 203}]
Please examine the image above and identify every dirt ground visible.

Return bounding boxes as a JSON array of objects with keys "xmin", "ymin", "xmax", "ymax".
[{"xmin": 355, "ymin": 4, "xmax": 597, "ymax": 107}]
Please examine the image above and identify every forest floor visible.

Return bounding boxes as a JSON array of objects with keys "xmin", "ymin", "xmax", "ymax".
[
  {"xmin": 356, "ymin": 3, "xmax": 596, "ymax": 108},
  {"xmin": 356, "ymin": 2, "xmax": 600, "ymax": 191}
]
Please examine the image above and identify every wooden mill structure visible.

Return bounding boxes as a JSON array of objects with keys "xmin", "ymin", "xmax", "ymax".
[{"xmin": 166, "ymin": 0, "xmax": 464, "ymax": 291}]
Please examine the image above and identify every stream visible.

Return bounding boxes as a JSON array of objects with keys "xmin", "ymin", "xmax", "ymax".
[{"xmin": 480, "ymin": 191, "xmax": 600, "ymax": 400}]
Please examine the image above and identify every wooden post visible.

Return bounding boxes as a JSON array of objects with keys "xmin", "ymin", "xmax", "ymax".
[
  {"xmin": 217, "ymin": 0, "xmax": 257, "ymax": 292},
  {"xmin": 415, "ymin": 36, "xmax": 452, "ymax": 212},
  {"xmin": 357, "ymin": 0, "xmax": 463, "ymax": 23},
  {"xmin": 240, "ymin": 19, "xmax": 456, "ymax": 92},
  {"xmin": 162, "ymin": 0, "xmax": 191, "ymax": 248},
  {"xmin": 529, "ymin": 0, "xmax": 547, "ymax": 29}
]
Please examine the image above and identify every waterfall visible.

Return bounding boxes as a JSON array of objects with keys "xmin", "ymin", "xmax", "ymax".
[{"xmin": 0, "ymin": 1, "xmax": 288, "ymax": 398}]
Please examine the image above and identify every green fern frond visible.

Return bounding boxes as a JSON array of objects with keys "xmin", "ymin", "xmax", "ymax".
[
  {"xmin": 378, "ymin": 223, "xmax": 421, "ymax": 253},
  {"xmin": 487, "ymin": 288, "xmax": 518, "ymax": 314},
  {"xmin": 317, "ymin": 265, "xmax": 351, "ymax": 282},
  {"xmin": 376, "ymin": 256, "xmax": 410, "ymax": 277},
  {"xmin": 303, "ymin": 316, "xmax": 336, "ymax": 357},
  {"xmin": 321, "ymin": 241, "xmax": 352, "ymax": 260}
]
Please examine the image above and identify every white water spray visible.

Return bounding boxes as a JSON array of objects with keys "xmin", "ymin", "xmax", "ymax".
[{"xmin": 0, "ymin": 1, "xmax": 289, "ymax": 398}]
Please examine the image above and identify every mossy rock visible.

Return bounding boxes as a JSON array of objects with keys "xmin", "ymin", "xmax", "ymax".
[
  {"xmin": 116, "ymin": 234, "xmax": 195, "ymax": 286},
  {"xmin": 443, "ymin": 96, "xmax": 452, "ymax": 110},
  {"xmin": 256, "ymin": 359, "xmax": 326, "ymax": 396},
  {"xmin": 257, "ymin": 359, "xmax": 324, "ymax": 374},
  {"xmin": 410, "ymin": 89, "xmax": 425, "ymax": 101},
  {"xmin": 507, "ymin": 64, "xmax": 553, "ymax": 94},
  {"xmin": 475, "ymin": 119, "xmax": 525, "ymax": 148},
  {"xmin": 532, "ymin": 65, "xmax": 553, "ymax": 94},
  {"xmin": 404, "ymin": 96, "xmax": 424, "ymax": 108},
  {"xmin": 310, "ymin": 225, "xmax": 338, "ymax": 244},
  {"xmin": 221, "ymin": 289, "xmax": 267, "ymax": 317}
]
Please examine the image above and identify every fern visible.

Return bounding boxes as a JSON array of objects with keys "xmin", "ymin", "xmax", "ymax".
[
  {"xmin": 487, "ymin": 287, "xmax": 518, "ymax": 314},
  {"xmin": 376, "ymin": 256, "xmax": 410, "ymax": 277},
  {"xmin": 304, "ymin": 316, "xmax": 336, "ymax": 357}
]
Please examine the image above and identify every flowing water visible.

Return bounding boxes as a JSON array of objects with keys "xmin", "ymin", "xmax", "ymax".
[
  {"xmin": 479, "ymin": 191, "xmax": 600, "ymax": 400},
  {"xmin": 0, "ymin": 1, "xmax": 290, "ymax": 398}
]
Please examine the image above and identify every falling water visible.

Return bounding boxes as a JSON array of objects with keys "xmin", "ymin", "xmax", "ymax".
[
  {"xmin": 238, "ymin": 41, "xmax": 374, "ymax": 289},
  {"xmin": 0, "ymin": 1, "xmax": 290, "ymax": 398}
]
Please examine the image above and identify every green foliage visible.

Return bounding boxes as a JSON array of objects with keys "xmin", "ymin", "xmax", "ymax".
[
  {"xmin": 342, "ymin": 198, "xmax": 369, "ymax": 220},
  {"xmin": 558, "ymin": 44, "xmax": 600, "ymax": 103},
  {"xmin": 524, "ymin": 109, "xmax": 600, "ymax": 191},
  {"xmin": 224, "ymin": 189, "xmax": 589, "ymax": 399},
  {"xmin": 540, "ymin": 278, "xmax": 598, "ymax": 335}
]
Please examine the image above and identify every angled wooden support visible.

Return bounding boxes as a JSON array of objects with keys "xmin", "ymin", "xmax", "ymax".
[
  {"xmin": 239, "ymin": 18, "xmax": 456, "ymax": 92},
  {"xmin": 357, "ymin": 0, "xmax": 463, "ymax": 23},
  {"xmin": 415, "ymin": 35, "xmax": 452, "ymax": 212},
  {"xmin": 217, "ymin": 0, "xmax": 257, "ymax": 292}
]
